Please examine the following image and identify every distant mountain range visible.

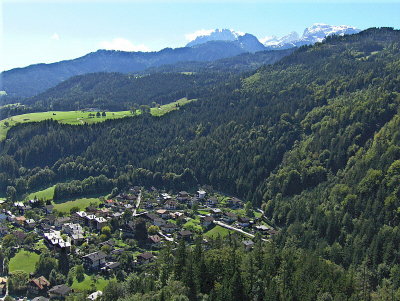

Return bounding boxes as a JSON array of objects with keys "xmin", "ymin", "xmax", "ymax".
[
  {"xmin": 262, "ymin": 23, "xmax": 361, "ymax": 49},
  {"xmin": 189, "ymin": 24, "xmax": 360, "ymax": 50},
  {"xmin": 1, "ymin": 23, "xmax": 360, "ymax": 98},
  {"xmin": 1, "ymin": 42, "xmax": 248, "ymax": 98}
]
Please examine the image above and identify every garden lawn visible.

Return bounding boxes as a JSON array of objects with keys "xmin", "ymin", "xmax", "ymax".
[
  {"xmin": 71, "ymin": 274, "xmax": 113, "ymax": 292},
  {"xmin": 53, "ymin": 198, "xmax": 101, "ymax": 213},
  {"xmin": 204, "ymin": 225, "xmax": 233, "ymax": 238},
  {"xmin": 183, "ymin": 217, "xmax": 202, "ymax": 232},
  {"xmin": 9, "ymin": 250, "xmax": 40, "ymax": 274}
]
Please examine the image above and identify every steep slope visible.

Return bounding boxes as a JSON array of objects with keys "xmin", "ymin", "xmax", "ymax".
[
  {"xmin": 18, "ymin": 48, "xmax": 293, "ymax": 112},
  {"xmin": 1, "ymin": 29, "xmax": 400, "ymax": 283},
  {"xmin": 26, "ymin": 72, "xmax": 226, "ymax": 111}
]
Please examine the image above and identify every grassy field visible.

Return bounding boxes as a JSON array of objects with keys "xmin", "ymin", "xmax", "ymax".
[
  {"xmin": 150, "ymin": 97, "xmax": 193, "ymax": 117},
  {"xmin": 183, "ymin": 217, "xmax": 202, "ymax": 232},
  {"xmin": 0, "ymin": 110, "xmax": 130, "ymax": 141},
  {"xmin": 25, "ymin": 185, "xmax": 55, "ymax": 201},
  {"xmin": 71, "ymin": 274, "xmax": 113, "ymax": 292},
  {"xmin": 204, "ymin": 225, "xmax": 233, "ymax": 238},
  {"xmin": 9, "ymin": 250, "xmax": 40, "ymax": 274},
  {"xmin": 231, "ymin": 208, "xmax": 262, "ymax": 219},
  {"xmin": 23, "ymin": 184, "xmax": 106, "ymax": 213},
  {"xmin": 0, "ymin": 98, "xmax": 195, "ymax": 141},
  {"xmin": 53, "ymin": 197, "xmax": 101, "ymax": 213}
]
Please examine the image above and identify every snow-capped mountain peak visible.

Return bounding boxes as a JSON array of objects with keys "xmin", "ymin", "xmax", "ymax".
[
  {"xmin": 262, "ymin": 23, "xmax": 360, "ymax": 49},
  {"xmin": 301, "ymin": 23, "xmax": 361, "ymax": 43},
  {"xmin": 186, "ymin": 24, "xmax": 361, "ymax": 52},
  {"xmin": 262, "ymin": 31, "xmax": 300, "ymax": 47},
  {"xmin": 261, "ymin": 35, "xmax": 279, "ymax": 45},
  {"xmin": 186, "ymin": 29, "xmax": 245, "ymax": 47}
]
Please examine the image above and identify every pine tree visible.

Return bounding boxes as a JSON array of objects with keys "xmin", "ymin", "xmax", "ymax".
[{"xmin": 174, "ymin": 239, "xmax": 186, "ymax": 280}]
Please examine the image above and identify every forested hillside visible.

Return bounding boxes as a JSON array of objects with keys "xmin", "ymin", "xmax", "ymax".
[
  {"xmin": 2, "ymin": 27, "xmax": 400, "ymax": 298},
  {"xmin": 141, "ymin": 48, "xmax": 295, "ymax": 74},
  {"xmin": 0, "ymin": 47, "xmax": 292, "ymax": 115},
  {"xmin": 27, "ymin": 72, "xmax": 224, "ymax": 111},
  {"xmin": 1, "ymin": 40, "xmax": 274, "ymax": 98}
]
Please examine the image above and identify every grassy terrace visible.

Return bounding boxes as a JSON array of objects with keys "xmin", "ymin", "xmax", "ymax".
[
  {"xmin": 0, "ymin": 98, "xmax": 194, "ymax": 141},
  {"xmin": 9, "ymin": 250, "xmax": 40, "ymax": 274},
  {"xmin": 204, "ymin": 225, "xmax": 233, "ymax": 238}
]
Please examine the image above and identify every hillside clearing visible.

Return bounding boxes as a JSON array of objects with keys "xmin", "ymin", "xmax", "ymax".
[
  {"xmin": 0, "ymin": 98, "xmax": 195, "ymax": 141},
  {"xmin": 53, "ymin": 197, "xmax": 101, "ymax": 213},
  {"xmin": 25, "ymin": 185, "xmax": 55, "ymax": 201}
]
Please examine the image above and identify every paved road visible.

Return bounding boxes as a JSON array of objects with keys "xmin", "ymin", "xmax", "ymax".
[
  {"xmin": 133, "ymin": 191, "xmax": 142, "ymax": 216},
  {"xmin": 214, "ymin": 221, "xmax": 268, "ymax": 242},
  {"xmin": 158, "ymin": 231, "xmax": 174, "ymax": 242}
]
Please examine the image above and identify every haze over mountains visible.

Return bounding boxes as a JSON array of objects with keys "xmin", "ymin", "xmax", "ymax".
[{"xmin": 1, "ymin": 23, "xmax": 360, "ymax": 98}]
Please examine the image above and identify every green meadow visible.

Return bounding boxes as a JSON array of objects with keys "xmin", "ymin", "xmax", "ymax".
[
  {"xmin": 71, "ymin": 274, "xmax": 114, "ymax": 292},
  {"xmin": 9, "ymin": 250, "xmax": 40, "ymax": 274},
  {"xmin": 204, "ymin": 225, "xmax": 233, "ymax": 238},
  {"xmin": 53, "ymin": 197, "xmax": 101, "ymax": 213},
  {"xmin": 25, "ymin": 185, "xmax": 56, "ymax": 201},
  {"xmin": 24, "ymin": 185, "xmax": 103, "ymax": 213},
  {"xmin": 0, "ymin": 98, "xmax": 194, "ymax": 141}
]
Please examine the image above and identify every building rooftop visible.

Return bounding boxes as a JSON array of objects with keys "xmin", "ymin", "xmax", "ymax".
[{"xmin": 83, "ymin": 251, "xmax": 107, "ymax": 262}]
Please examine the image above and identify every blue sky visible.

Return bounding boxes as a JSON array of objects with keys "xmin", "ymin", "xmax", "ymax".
[{"xmin": 2, "ymin": 0, "xmax": 400, "ymax": 71}]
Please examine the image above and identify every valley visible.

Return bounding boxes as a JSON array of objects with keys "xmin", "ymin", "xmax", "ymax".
[{"xmin": 0, "ymin": 24, "xmax": 400, "ymax": 301}]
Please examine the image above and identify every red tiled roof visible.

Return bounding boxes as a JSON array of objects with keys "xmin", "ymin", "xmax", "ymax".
[{"xmin": 31, "ymin": 276, "xmax": 50, "ymax": 290}]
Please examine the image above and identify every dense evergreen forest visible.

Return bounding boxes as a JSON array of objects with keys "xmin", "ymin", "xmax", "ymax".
[
  {"xmin": 99, "ymin": 236, "xmax": 365, "ymax": 301},
  {"xmin": 26, "ymin": 72, "xmax": 231, "ymax": 111},
  {"xmin": 2, "ymin": 27, "xmax": 400, "ymax": 299},
  {"xmin": 0, "ymin": 48, "xmax": 292, "ymax": 115},
  {"xmin": 140, "ymin": 48, "xmax": 295, "ymax": 74}
]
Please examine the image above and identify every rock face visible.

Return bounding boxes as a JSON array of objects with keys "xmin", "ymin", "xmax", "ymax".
[
  {"xmin": 187, "ymin": 29, "xmax": 265, "ymax": 53},
  {"xmin": 186, "ymin": 29, "xmax": 244, "ymax": 47}
]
